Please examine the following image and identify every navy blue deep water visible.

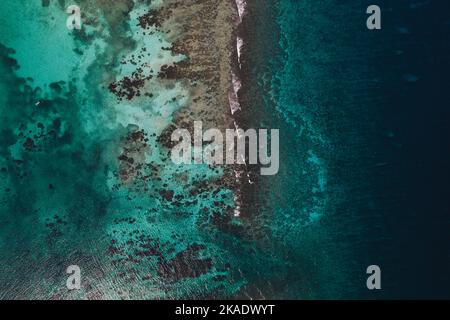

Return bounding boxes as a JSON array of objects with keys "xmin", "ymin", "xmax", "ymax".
[
  {"xmin": 240, "ymin": 0, "xmax": 450, "ymax": 298},
  {"xmin": 365, "ymin": 0, "xmax": 450, "ymax": 298}
]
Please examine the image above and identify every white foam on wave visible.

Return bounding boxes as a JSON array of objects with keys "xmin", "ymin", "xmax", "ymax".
[
  {"xmin": 235, "ymin": 0, "xmax": 247, "ymax": 21},
  {"xmin": 233, "ymin": 194, "xmax": 241, "ymax": 217},
  {"xmin": 232, "ymin": 72, "xmax": 242, "ymax": 93},
  {"xmin": 236, "ymin": 36, "xmax": 244, "ymax": 68},
  {"xmin": 231, "ymin": 0, "xmax": 250, "ymax": 218},
  {"xmin": 228, "ymin": 72, "xmax": 242, "ymax": 115},
  {"xmin": 228, "ymin": 92, "xmax": 240, "ymax": 115}
]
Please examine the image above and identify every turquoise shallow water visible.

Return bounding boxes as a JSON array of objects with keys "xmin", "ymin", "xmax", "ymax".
[{"xmin": 0, "ymin": 0, "xmax": 244, "ymax": 299}]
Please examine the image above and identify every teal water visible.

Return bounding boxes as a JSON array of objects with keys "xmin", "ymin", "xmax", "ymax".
[
  {"xmin": 237, "ymin": 1, "xmax": 342, "ymax": 299},
  {"xmin": 239, "ymin": 0, "xmax": 386, "ymax": 298}
]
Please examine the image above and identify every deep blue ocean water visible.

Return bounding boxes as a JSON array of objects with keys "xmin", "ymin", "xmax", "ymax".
[{"xmin": 242, "ymin": 0, "xmax": 450, "ymax": 298}]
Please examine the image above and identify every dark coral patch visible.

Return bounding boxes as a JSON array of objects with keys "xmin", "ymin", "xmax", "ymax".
[
  {"xmin": 138, "ymin": 10, "xmax": 162, "ymax": 29},
  {"xmin": 157, "ymin": 244, "xmax": 213, "ymax": 281}
]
